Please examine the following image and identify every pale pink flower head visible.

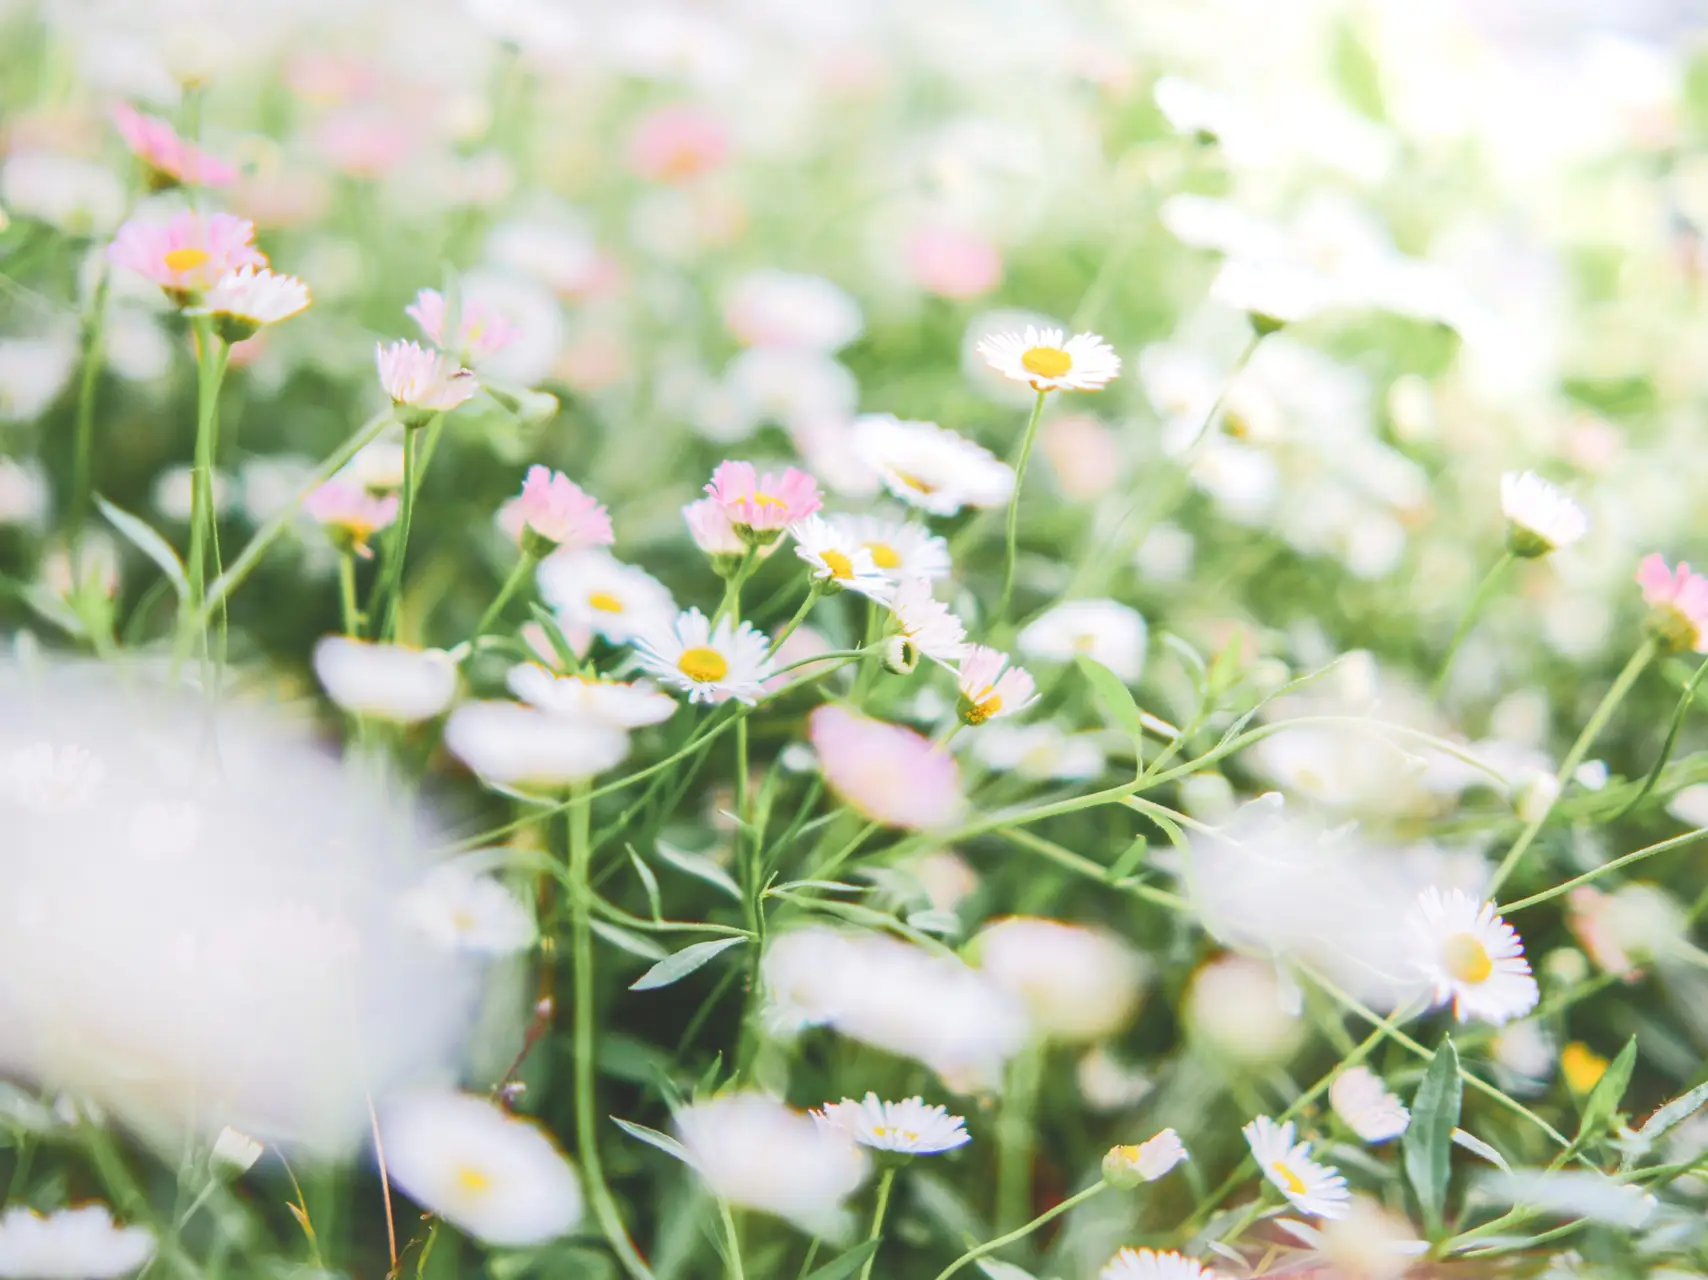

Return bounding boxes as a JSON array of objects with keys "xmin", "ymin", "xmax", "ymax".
[
  {"xmin": 107, "ymin": 211, "xmax": 267, "ymax": 303},
  {"xmin": 1636, "ymin": 553, "xmax": 1708, "ymax": 653},
  {"xmin": 112, "ymin": 102, "xmax": 238, "ymax": 188},
  {"xmin": 499, "ymin": 466, "xmax": 613, "ymax": 555},
  {"xmin": 704, "ymin": 460, "xmax": 822, "ymax": 545},
  {"xmin": 304, "ymin": 479, "xmax": 398, "ymax": 559},
  {"xmin": 956, "ymin": 645, "xmax": 1036, "ymax": 725},
  {"xmin": 627, "ymin": 105, "xmax": 729, "ymax": 183},
  {"xmin": 375, "ymin": 340, "xmax": 478, "ymax": 423},
  {"xmin": 683, "ymin": 495, "xmax": 746, "ymax": 561},
  {"xmin": 405, "ymin": 288, "xmax": 520, "ymax": 364},
  {"xmin": 906, "ymin": 225, "xmax": 1001, "ymax": 299},
  {"xmin": 808, "ymin": 705, "xmax": 964, "ymax": 831}
]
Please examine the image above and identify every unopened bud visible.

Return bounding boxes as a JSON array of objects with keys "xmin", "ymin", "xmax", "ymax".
[
  {"xmin": 1101, "ymin": 1129, "xmax": 1187, "ymax": 1188},
  {"xmin": 883, "ymin": 636, "xmax": 919, "ymax": 676}
]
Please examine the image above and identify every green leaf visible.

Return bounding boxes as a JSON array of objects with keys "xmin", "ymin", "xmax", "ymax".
[
  {"xmin": 656, "ymin": 843, "xmax": 742, "ymax": 901},
  {"xmin": 1450, "ymin": 1128, "xmax": 1510, "ymax": 1173},
  {"xmin": 624, "ymin": 845, "xmax": 663, "ymax": 923},
  {"xmin": 610, "ymin": 1116, "xmax": 689, "ymax": 1164},
  {"xmin": 1636, "ymin": 1078, "xmax": 1708, "ymax": 1142},
  {"xmin": 1403, "ymin": 1036, "xmax": 1461, "ymax": 1239},
  {"xmin": 976, "ymin": 1263, "xmax": 1040, "ymax": 1280},
  {"xmin": 801, "ymin": 1240, "xmax": 881, "ymax": 1280},
  {"xmin": 588, "ymin": 918, "xmax": 668, "ymax": 962},
  {"xmin": 1076, "ymin": 655, "xmax": 1147, "ymax": 757},
  {"xmin": 96, "ymin": 494, "xmax": 188, "ymax": 600},
  {"xmin": 1576, "ymin": 1037, "xmax": 1638, "ymax": 1146},
  {"xmin": 629, "ymin": 936, "xmax": 746, "ymax": 992},
  {"xmin": 1106, "ymin": 836, "xmax": 1149, "ymax": 882}
]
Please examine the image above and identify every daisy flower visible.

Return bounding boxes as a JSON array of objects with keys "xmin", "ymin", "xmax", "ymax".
[
  {"xmin": 375, "ymin": 340, "xmax": 478, "ymax": 422},
  {"xmin": 112, "ymin": 102, "xmax": 237, "ymax": 189},
  {"xmin": 627, "ymin": 104, "xmax": 729, "ymax": 183},
  {"xmin": 634, "ymin": 608, "xmax": 775, "ymax": 705},
  {"xmin": 1102, "ymin": 1129, "xmax": 1188, "ymax": 1187},
  {"xmin": 1211, "ymin": 258, "xmax": 1331, "ymax": 332},
  {"xmin": 537, "ymin": 549, "xmax": 676, "ymax": 645},
  {"xmin": 107, "ymin": 210, "xmax": 267, "ymax": 303},
  {"xmin": 304, "ymin": 479, "xmax": 398, "ymax": 559},
  {"xmin": 444, "ymin": 701, "xmax": 630, "ymax": 789},
  {"xmin": 974, "ymin": 916, "xmax": 1145, "ymax": 1043},
  {"xmin": 1243, "ymin": 1115, "xmax": 1350, "ymax": 1219},
  {"xmin": 853, "ymin": 415, "xmax": 1015, "ymax": 517},
  {"xmin": 829, "ymin": 513, "xmax": 951, "ymax": 580},
  {"xmin": 791, "ymin": 514, "xmax": 892, "ymax": 600},
  {"xmin": 1501, "ymin": 471, "xmax": 1588, "ymax": 558},
  {"xmin": 812, "ymin": 1093, "xmax": 970, "ymax": 1156},
  {"xmin": 723, "ymin": 269, "xmax": 863, "ymax": 352},
  {"xmin": 956, "ymin": 645, "xmax": 1036, "ymax": 725},
  {"xmin": 380, "ymin": 1090, "xmax": 582, "ymax": 1247},
  {"xmin": 1017, "ymin": 598, "xmax": 1147, "ymax": 683},
  {"xmin": 977, "ymin": 325, "xmax": 1121, "ymax": 392},
  {"xmin": 888, "ymin": 577, "xmax": 967, "ymax": 662},
  {"xmin": 1100, "ymin": 1248, "xmax": 1222, "ymax": 1280},
  {"xmin": 188, "ymin": 265, "xmax": 311, "ymax": 342},
  {"xmin": 401, "ymin": 864, "xmax": 535, "ymax": 956},
  {"xmin": 1637, "ymin": 553, "xmax": 1708, "ymax": 654},
  {"xmin": 497, "ymin": 466, "xmax": 613, "ymax": 554},
  {"xmin": 683, "ymin": 495, "xmax": 747, "ymax": 559},
  {"xmin": 312, "ymin": 638, "xmax": 458, "ymax": 724},
  {"xmin": 506, "ymin": 664, "xmax": 676, "ymax": 729},
  {"xmin": 212, "ymin": 1127, "xmax": 264, "ymax": 1174},
  {"xmin": 1328, "ymin": 1067, "xmax": 1410, "ymax": 1143},
  {"xmin": 0, "ymin": 1205, "xmax": 155, "ymax": 1279},
  {"xmin": 808, "ymin": 705, "xmax": 964, "ymax": 830},
  {"xmin": 703, "ymin": 460, "xmax": 822, "ymax": 544},
  {"xmin": 406, "ymin": 287, "xmax": 520, "ymax": 363},
  {"xmin": 1408, "ymin": 887, "xmax": 1539, "ymax": 1025}
]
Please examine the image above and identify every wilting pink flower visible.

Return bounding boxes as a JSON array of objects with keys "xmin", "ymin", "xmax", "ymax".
[
  {"xmin": 808, "ymin": 705, "xmax": 964, "ymax": 830},
  {"xmin": 304, "ymin": 480, "xmax": 398, "ymax": 559},
  {"xmin": 112, "ymin": 103, "xmax": 238, "ymax": 188},
  {"xmin": 107, "ymin": 211, "xmax": 267, "ymax": 301},
  {"xmin": 626, "ymin": 105, "xmax": 729, "ymax": 183},
  {"xmin": 498, "ymin": 466, "xmax": 613, "ymax": 552},
  {"xmin": 705, "ymin": 461, "xmax": 821, "ymax": 541},
  {"xmin": 375, "ymin": 341, "xmax": 477, "ymax": 417},
  {"xmin": 906, "ymin": 225, "xmax": 1001, "ymax": 299},
  {"xmin": 405, "ymin": 288, "xmax": 519, "ymax": 363},
  {"xmin": 683, "ymin": 495, "xmax": 745, "ymax": 558},
  {"xmin": 1637, "ymin": 553, "xmax": 1708, "ymax": 652},
  {"xmin": 956, "ymin": 646, "xmax": 1036, "ymax": 725}
]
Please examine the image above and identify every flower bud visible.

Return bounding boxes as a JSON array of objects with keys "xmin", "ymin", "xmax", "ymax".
[
  {"xmin": 1101, "ymin": 1129, "xmax": 1187, "ymax": 1188},
  {"xmin": 883, "ymin": 635, "xmax": 919, "ymax": 676}
]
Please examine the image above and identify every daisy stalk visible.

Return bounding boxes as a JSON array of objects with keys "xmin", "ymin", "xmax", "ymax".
[
  {"xmin": 68, "ymin": 258, "xmax": 114, "ymax": 546},
  {"xmin": 998, "ymin": 387, "xmax": 1048, "ymax": 619},
  {"xmin": 766, "ymin": 581, "xmax": 823, "ymax": 656},
  {"xmin": 930, "ymin": 1179, "xmax": 1109, "ymax": 1280},
  {"xmin": 374, "ymin": 411, "xmax": 442, "ymax": 641},
  {"xmin": 859, "ymin": 1168, "xmax": 897, "ymax": 1280},
  {"xmin": 1431, "ymin": 550, "xmax": 1515, "ymax": 699},
  {"xmin": 995, "ymin": 1043, "xmax": 1044, "ymax": 1233},
  {"xmin": 470, "ymin": 548, "xmax": 539, "ymax": 644},
  {"xmin": 177, "ymin": 315, "xmax": 231, "ymax": 659},
  {"xmin": 337, "ymin": 553, "xmax": 361, "ymax": 637}
]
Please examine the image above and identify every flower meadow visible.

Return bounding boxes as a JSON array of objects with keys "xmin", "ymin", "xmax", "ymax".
[{"xmin": 8, "ymin": 1, "xmax": 1708, "ymax": 1277}]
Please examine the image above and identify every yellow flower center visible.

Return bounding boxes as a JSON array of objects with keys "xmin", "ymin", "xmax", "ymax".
[
  {"xmin": 588, "ymin": 591, "xmax": 625, "ymax": 613},
  {"xmin": 1443, "ymin": 933, "xmax": 1494, "ymax": 985},
  {"xmin": 1071, "ymin": 632, "xmax": 1097, "ymax": 652},
  {"xmin": 963, "ymin": 694, "xmax": 1002, "ymax": 725},
  {"xmin": 1272, "ymin": 1162, "xmax": 1308, "ymax": 1197},
  {"xmin": 163, "ymin": 246, "xmax": 211, "ymax": 273},
  {"xmin": 677, "ymin": 646, "xmax": 730, "ymax": 683},
  {"xmin": 894, "ymin": 471, "xmax": 938, "ymax": 496},
  {"xmin": 751, "ymin": 492, "xmax": 788, "ymax": 511},
  {"xmin": 1561, "ymin": 1041, "xmax": 1609, "ymax": 1094},
  {"xmin": 454, "ymin": 1165, "xmax": 491, "ymax": 1194},
  {"xmin": 1021, "ymin": 345, "xmax": 1073, "ymax": 379},
  {"xmin": 451, "ymin": 909, "xmax": 477, "ymax": 933},
  {"xmin": 865, "ymin": 541, "xmax": 901, "ymax": 570},
  {"xmin": 820, "ymin": 549, "xmax": 855, "ymax": 580}
]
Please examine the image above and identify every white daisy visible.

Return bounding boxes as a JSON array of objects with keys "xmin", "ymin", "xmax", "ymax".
[
  {"xmin": 1102, "ymin": 1129, "xmax": 1188, "ymax": 1186},
  {"xmin": 853, "ymin": 415, "xmax": 1015, "ymax": 517},
  {"xmin": 1017, "ymin": 598, "xmax": 1148, "ymax": 683},
  {"xmin": 969, "ymin": 721, "xmax": 1105, "ymax": 781},
  {"xmin": 789, "ymin": 515, "xmax": 893, "ymax": 600},
  {"xmin": 828, "ymin": 514, "xmax": 951, "ymax": 581},
  {"xmin": 956, "ymin": 645, "xmax": 1036, "ymax": 724},
  {"xmin": 212, "ymin": 1126, "xmax": 264, "ymax": 1174},
  {"xmin": 976, "ymin": 325, "xmax": 1122, "ymax": 392},
  {"xmin": 1242, "ymin": 1115, "xmax": 1350, "ymax": 1219},
  {"xmin": 0, "ymin": 1205, "xmax": 154, "ymax": 1279},
  {"xmin": 380, "ymin": 1090, "xmax": 583, "ymax": 1247},
  {"xmin": 444, "ymin": 701, "xmax": 630, "ymax": 789},
  {"xmin": 1408, "ymin": 887, "xmax": 1539, "ymax": 1026},
  {"xmin": 1211, "ymin": 258, "xmax": 1331, "ymax": 332},
  {"xmin": 1328, "ymin": 1067, "xmax": 1410, "ymax": 1144},
  {"xmin": 634, "ymin": 608, "xmax": 776, "ymax": 705},
  {"xmin": 888, "ymin": 578, "xmax": 968, "ymax": 663},
  {"xmin": 1100, "ymin": 1247, "xmax": 1223, "ymax": 1280},
  {"xmin": 537, "ymin": 549, "xmax": 677, "ymax": 645},
  {"xmin": 312, "ymin": 638, "xmax": 458, "ymax": 724},
  {"xmin": 812, "ymin": 1093, "xmax": 970, "ymax": 1156},
  {"xmin": 402, "ymin": 864, "xmax": 536, "ymax": 956},
  {"xmin": 1500, "ymin": 471, "xmax": 1589, "ymax": 558},
  {"xmin": 188, "ymin": 265, "xmax": 311, "ymax": 340},
  {"xmin": 506, "ymin": 663, "xmax": 677, "ymax": 729}
]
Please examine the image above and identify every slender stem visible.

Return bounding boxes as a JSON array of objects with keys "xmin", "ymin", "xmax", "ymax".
[
  {"xmin": 858, "ymin": 1168, "xmax": 897, "ymax": 1280},
  {"xmin": 1487, "ymin": 638, "xmax": 1657, "ymax": 895},
  {"xmin": 367, "ymin": 1094, "xmax": 398, "ymax": 1275},
  {"xmin": 338, "ymin": 554, "xmax": 361, "ymax": 637},
  {"xmin": 69, "ymin": 263, "xmax": 112, "ymax": 544},
  {"xmin": 999, "ymin": 390, "xmax": 1049, "ymax": 619},
  {"xmin": 469, "ymin": 552, "xmax": 536, "ymax": 646},
  {"xmin": 178, "ymin": 320, "xmax": 229, "ymax": 665},
  {"xmin": 718, "ymin": 1200, "xmax": 746, "ymax": 1280},
  {"xmin": 995, "ymin": 1044, "xmax": 1044, "ymax": 1232},
  {"xmin": 716, "ymin": 548, "xmax": 760, "ymax": 625},
  {"xmin": 767, "ymin": 583, "xmax": 821, "ymax": 656},
  {"xmin": 930, "ymin": 1182, "xmax": 1107, "ymax": 1280},
  {"xmin": 568, "ymin": 791, "xmax": 655, "ymax": 1280},
  {"xmin": 1611, "ymin": 653, "xmax": 1708, "ymax": 819},
  {"xmin": 377, "ymin": 424, "xmax": 421, "ymax": 640},
  {"xmin": 1432, "ymin": 551, "xmax": 1515, "ymax": 699},
  {"xmin": 1501, "ymin": 825, "xmax": 1708, "ymax": 913}
]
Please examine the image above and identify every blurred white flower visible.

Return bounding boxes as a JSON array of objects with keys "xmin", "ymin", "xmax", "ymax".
[
  {"xmin": 4, "ymin": 743, "xmax": 106, "ymax": 814},
  {"xmin": 0, "ymin": 1205, "xmax": 154, "ymax": 1279},
  {"xmin": 853, "ymin": 415, "xmax": 1014, "ymax": 516},
  {"xmin": 402, "ymin": 864, "xmax": 535, "ymax": 957},
  {"xmin": 444, "ymin": 701, "xmax": 630, "ymax": 789},
  {"xmin": 1211, "ymin": 258, "xmax": 1332, "ymax": 330},
  {"xmin": 211, "ymin": 1126, "xmax": 264, "ymax": 1173},
  {"xmin": 829, "ymin": 514, "xmax": 951, "ymax": 581},
  {"xmin": 1017, "ymin": 599, "xmax": 1147, "ymax": 683},
  {"xmin": 1185, "ymin": 955, "xmax": 1303, "ymax": 1066},
  {"xmin": 0, "ymin": 334, "xmax": 79, "ymax": 423},
  {"xmin": 968, "ymin": 721, "xmax": 1104, "ymax": 781},
  {"xmin": 0, "ymin": 458, "xmax": 50, "ymax": 527},
  {"xmin": 1076, "ymin": 1045, "xmax": 1152, "ymax": 1113},
  {"xmin": 1501, "ymin": 471, "xmax": 1588, "ymax": 557},
  {"xmin": 507, "ymin": 664, "xmax": 676, "ymax": 729},
  {"xmin": 1275, "ymin": 1196, "xmax": 1426, "ymax": 1280},
  {"xmin": 0, "ymin": 153, "xmax": 126, "ymax": 236},
  {"xmin": 1100, "ymin": 1247, "xmax": 1221, "ymax": 1280},
  {"xmin": 973, "ymin": 916, "xmax": 1145, "ymax": 1044},
  {"xmin": 725, "ymin": 348, "xmax": 860, "ymax": 434},
  {"xmin": 1102, "ymin": 1128, "xmax": 1187, "ymax": 1186},
  {"xmin": 537, "ymin": 549, "xmax": 677, "ymax": 646},
  {"xmin": 1329, "ymin": 1067, "xmax": 1410, "ymax": 1144},
  {"xmin": 312, "ymin": 638, "xmax": 458, "ymax": 724},
  {"xmin": 724, "ymin": 269, "xmax": 863, "ymax": 351}
]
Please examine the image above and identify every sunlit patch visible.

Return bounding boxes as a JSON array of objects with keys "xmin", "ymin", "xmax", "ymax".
[{"xmin": 677, "ymin": 647, "xmax": 730, "ymax": 683}]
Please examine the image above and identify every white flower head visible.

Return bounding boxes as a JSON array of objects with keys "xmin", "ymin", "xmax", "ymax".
[
  {"xmin": 1409, "ymin": 887, "xmax": 1539, "ymax": 1026},
  {"xmin": 971, "ymin": 721, "xmax": 1105, "ymax": 782},
  {"xmin": 380, "ymin": 1090, "xmax": 582, "ymax": 1247},
  {"xmin": 790, "ymin": 515, "xmax": 893, "ymax": 601},
  {"xmin": 0, "ymin": 1205, "xmax": 154, "ymax": 1279},
  {"xmin": 853, "ymin": 415, "xmax": 1014, "ymax": 517},
  {"xmin": 537, "ymin": 549, "xmax": 677, "ymax": 645},
  {"xmin": 1243, "ymin": 1115, "xmax": 1350, "ymax": 1219},
  {"xmin": 402, "ymin": 864, "xmax": 535, "ymax": 956},
  {"xmin": 635, "ymin": 608, "xmax": 775, "ymax": 705},
  {"xmin": 888, "ymin": 578, "xmax": 967, "ymax": 663},
  {"xmin": 375, "ymin": 340, "xmax": 478, "ymax": 416},
  {"xmin": 956, "ymin": 645, "xmax": 1036, "ymax": 725},
  {"xmin": 1329, "ymin": 1067, "xmax": 1410, "ymax": 1144},
  {"xmin": 1100, "ymin": 1247, "xmax": 1223, "ymax": 1280},
  {"xmin": 1102, "ymin": 1128, "xmax": 1188, "ymax": 1187},
  {"xmin": 1500, "ymin": 471, "xmax": 1588, "ymax": 558},
  {"xmin": 188, "ymin": 265, "xmax": 310, "ymax": 340},
  {"xmin": 212, "ymin": 1126, "xmax": 264, "ymax": 1173},
  {"xmin": 828, "ymin": 514, "xmax": 951, "ymax": 581},
  {"xmin": 812, "ymin": 1093, "xmax": 970, "ymax": 1156},
  {"xmin": 506, "ymin": 664, "xmax": 676, "ymax": 729},
  {"xmin": 312, "ymin": 638, "xmax": 458, "ymax": 724},
  {"xmin": 976, "ymin": 325, "xmax": 1121, "ymax": 392},
  {"xmin": 1212, "ymin": 258, "xmax": 1331, "ymax": 331},
  {"xmin": 1017, "ymin": 598, "xmax": 1147, "ymax": 683},
  {"xmin": 444, "ymin": 701, "xmax": 630, "ymax": 789},
  {"xmin": 974, "ymin": 916, "xmax": 1145, "ymax": 1043},
  {"xmin": 724, "ymin": 269, "xmax": 863, "ymax": 352},
  {"xmin": 4, "ymin": 743, "xmax": 105, "ymax": 814}
]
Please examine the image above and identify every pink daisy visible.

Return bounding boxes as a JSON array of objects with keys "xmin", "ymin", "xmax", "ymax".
[
  {"xmin": 808, "ymin": 705, "xmax": 964, "ymax": 831},
  {"xmin": 906, "ymin": 225, "xmax": 1002, "ymax": 300},
  {"xmin": 956, "ymin": 645, "xmax": 1036, "ymax": 725},
  {"xmin": 404, "ymin": 288, "xmax": 520, "ymax": 363},
  {"xmin": 375, "ymin": 340, "xmax": 478, "ymax": 419},
  {"xmin": 626, "ymin": 105, "xmax": 729, "ymax": 183},
  {"xmin": 107, "ymin": 211, "xmax": 267, "ymax": 302},
  {"xmin": 112, "ymin": 102, "xmax": 238, "ymax": 188},
  {"xmin": 304, "ymin": 480, "xmax": 399, "ymax": 559},
  {"xmin": 1637, "ymin": 553, "xmax": 1708, "ymax": 652},
  {"xmin": 683, "ymin": 495, "xmax": 746, "ymax": 558},
  {"xmin": 704, "ymin": 460, "xmax": 822, "ymax": 544},
  {"xmin": 498, "ymin": 466, "xmax": 613, "ymax": 553}
]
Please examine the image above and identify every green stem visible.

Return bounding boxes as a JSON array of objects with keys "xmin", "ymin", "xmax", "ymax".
[
  {"xmin": 377, "ymin": 424, "xmax": 422, "ymax": 640},
  {"xmin": 930, "ymin": 1182, "xmax": 1107, "ymax": 1280},
  {"xmin": 767, "ymin": 583, "xmax": 821, "ymax": 656},
  {"xmin": 1486, "ymin": 637, "xmax": 1657, "ymax": 896},
  {"xmin": 1500, "ymin": 825, "xmax": 1708, "ymax": 913},
  {"xmin": 69, "ymin": 263, "xmax": 112, "ymax": 544},
  {"xmin": 1611, "ymin": 653, "xmax": 1708, "ymax": 820},
  {"xmin": 177, "ymin": 320, "xmax": 229, "ymax": 663},
  {"xmin": 469, "ymin": 552, "xmax": 536, "ymax": 645},
  {"xmin": 338, "ymin": 554, "xmax": 361, "ymax": 637},
  {"xmin": 858, "ymin": 1168, "xmax": 897, "ymax": 1280},
  {"xmin": 1432, "ymin": 551, "xmax": 1515, "ymax": 699},
  {"xmin": 998, "ymin": 389, "xmax": 1049, "ymax": 619},
  {"xmin": 568, "ymin": 791, "xmax": 655, "ymax": 1280},
  {"xmin": 716, "ymin": 548, "xmax": 760, "ymax": 625},
  {"xmin": 718, "ymin": 1200, "xmax": 746, "ymax": 1280},
  {"xmin": 995, "ymin": 1044, "xmax": 1044, "ymax": 1232}
]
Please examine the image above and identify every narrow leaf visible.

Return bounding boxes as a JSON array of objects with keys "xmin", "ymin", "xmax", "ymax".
[
  {"xmin": 625, "ymin": 845, "xmax": 663, "ymax": 922},
  {"xmin": 1076, "ymin": 654, "xmax": 1148, "ymax": 755},
  {"xmin": 629, "ymin": 936, "xmax": 746, "ymax": 992},
  {"xmin": 1403, "ymin": 1036, "xmax": 1461, "ymax": 1239},
  {"xmin": 1106, "ymin": 835, "xmax": 1149, "ymax": 882},
  {"xmin": 96, "ymin": 495, "xmax": 188, "ymax": 600},
  {"xmin": 1576, "ymin": 1037, "xmax": 1638, "ymax": 1145},
  {"xmin": 610, "ymin": 1116, "xmax": 690, "ymax": 1164},
  {"xmin": 588, "ymin": 918, "xmax": 668, "ymax": 962},
  {"xmin": 802, "ymin": 1240, "xmax": 881, "ymax": 1280},
  {"xmin": 1636, "ymin": 1078, "xmax": 1708, "ymax": 1141},
  {"xmin": 1451, "ymin": 1128, "xmax": 1511, "ymax": 1173},
  {"xmin": 656, "ymin": 843, "xmax": 742, "ymax": 901}
]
